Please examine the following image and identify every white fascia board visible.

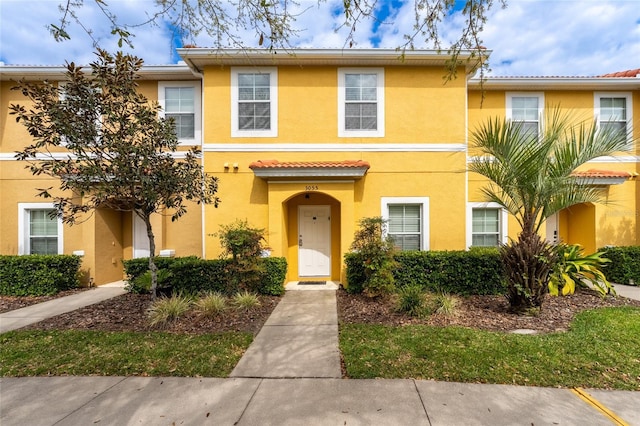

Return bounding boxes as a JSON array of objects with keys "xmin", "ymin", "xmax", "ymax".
[
  {"xmin": 1, "ymin": 64, "xmax": 196, "ymax": 81},
  {"xmin": 469, "ymin": 77, "xmax": 640, "ymax": 91},
  {"xmin": 204, "ymin": 143, "xmax": 467, "ymax": 153},
  {"xmin": 177, "ymin": 48, "xmax": 485, "ymax": 73}
]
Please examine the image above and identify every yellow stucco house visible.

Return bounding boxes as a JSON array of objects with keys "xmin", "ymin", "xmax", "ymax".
[{"xmin": 1, "ymin": 49, "xmax": 638, "ymax": 285}]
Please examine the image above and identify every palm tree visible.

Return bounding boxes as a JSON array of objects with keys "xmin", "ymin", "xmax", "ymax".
[{"xmin": 469, "ymin": 108, "xmax": 631, "ymax": 313}]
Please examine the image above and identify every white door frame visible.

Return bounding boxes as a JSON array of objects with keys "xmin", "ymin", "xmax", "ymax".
[{"xmin": 298, "ymin": 205, "xmax": 331, "ymax": 277}]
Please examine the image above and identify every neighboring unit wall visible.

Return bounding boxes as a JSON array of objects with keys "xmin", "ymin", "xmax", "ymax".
[{"xmin": 1, "ymin": 75, "xmax": 207, "ymax": 285}]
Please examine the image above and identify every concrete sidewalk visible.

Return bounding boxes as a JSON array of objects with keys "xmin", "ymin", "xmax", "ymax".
[
  {"xmin": 1, "ymin": 376, "xmax": 638, "ymax": 425},
  {"xmin": 0, "ymin": 283, "xmax": 126, "ymax": 334}
]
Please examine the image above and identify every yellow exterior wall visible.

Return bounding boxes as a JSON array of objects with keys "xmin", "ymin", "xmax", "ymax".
[{"xmin": 1, "ymin": 78, "xmax": 204, "ymax": 285}]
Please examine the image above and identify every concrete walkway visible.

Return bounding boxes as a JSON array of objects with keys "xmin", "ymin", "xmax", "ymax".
[
  {"xmin": 231, "ymin": 288, "xmax": 341, "ymax": 378},
  {"xmin": 0, "ymin": 282, "xmax": 126, "ymax": 334},
  {"xmin": 613, "ymin": 282, "xmax": 640, "ymax": 301}
]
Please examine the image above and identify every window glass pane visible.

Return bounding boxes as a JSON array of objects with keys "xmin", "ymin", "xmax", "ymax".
[
  {"xmin": 238, "ymin": 74, "xmax": 254, "ymax": 86},
  {"xmin": 29, "ymin": 210, "xmax": 58, "ymax": 254},
  {"xmin": 254, "ymin": 74, "xmax": 270, "ymax": 86},
  {"xmin": 345, "ymin": 74, "xmax": 359, "ymax": 87},
  {"xmin": 345, "ymin": 87, "xmax": 360, "ymax": 101},
  {"xmin": 388, "ymin": 205, "xmax": 421, "ymax": 250},
  {"xmin": 361, "ymin": 74, "xmax": 377, "ymax": 87},
  {"xmin": 239, "ymin": 87, "xmax": 254, "ymax": 101},
  {"xmin": 471, "ymin": 209, "xmax": 500, "ymax": 247},
  {"xmin": 361, "ymin": 87, "xmax": 377, "ymax": 101},
  {"xmin": 254, "ymin": 87, "xmax": 270, "ymax": 101}
]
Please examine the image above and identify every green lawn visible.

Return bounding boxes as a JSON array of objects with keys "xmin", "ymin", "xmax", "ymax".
[
  {"xmin": 0, "ymin": 330, "xmax": 252, "ymax": 377},
  {"xmin": 340, "ymin": 307, "xmax": 640, "ymax": 390}
]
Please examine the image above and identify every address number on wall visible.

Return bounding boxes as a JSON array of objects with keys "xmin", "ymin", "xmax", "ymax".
[{"xmin": 305, "ymin": 185, "xmax": 319, "ymax": 191}]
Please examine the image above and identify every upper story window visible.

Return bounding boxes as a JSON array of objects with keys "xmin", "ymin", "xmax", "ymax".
[
  {"xmin": 159, "ymin": 81, "xmax": 202, "ymax": 145},
  {"xmin": 18, "ymin": 203, "xmax": 64, "ymax": 255},
  {"xmin": 506, "ymin": 93, "xmax": 544, "ymax": 140},
  {"xmin": 595, "ymin": 93, "xmax": 632, "ymax": 139},
  {"xmin": 231, "ymin": 67, "xmax": 278, "ymax": 137},
  {"xmin": 381, "ymin": 197, "xmax": 429, "ymax": 251},
  {"xmin": 338, "ymin": 68, "xmax": 385, "ymax": 137}
]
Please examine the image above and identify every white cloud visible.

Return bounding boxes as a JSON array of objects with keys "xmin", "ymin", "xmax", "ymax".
[{"xmin": 1, "ymin": 0, "xmax": 638, "ymax": 76}]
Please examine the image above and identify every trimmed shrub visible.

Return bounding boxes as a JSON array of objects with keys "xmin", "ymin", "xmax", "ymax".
[
  {"xmin": 260, "ymin": 257, "xmax": 287, "ymax": 296},
  {"xmin": 0, "ymin": 255, "xmax": 81, "ymax": 296},
  {"xmin": 345, "ymin": 249, "xmax": 505, "ymax": 296},
  {"xmin": 599, "ymin": 246, "xmax": 640, "ymax": 286},
  {"xmin": 122, "ymin": 256, "xmax": 287, "ymax": 296}
]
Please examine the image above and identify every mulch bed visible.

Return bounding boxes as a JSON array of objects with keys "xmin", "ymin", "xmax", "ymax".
[
  {"xmin": 3, "ymin": 287, "xmax": 639, "ymax": 335},
  {"xmin": 337, "ymin": 288, "xmax": 640, "ymax": 333},
  {"xmin": 18, "ymin": 293, "xmax": 281, "ymax": 335}
]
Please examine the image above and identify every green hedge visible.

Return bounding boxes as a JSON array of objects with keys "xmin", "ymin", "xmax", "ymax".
[
  {"xmin": 598, "ymin": 246, "xmax": 640, "ymax": 286},
  {"xmin": 345, "ymin": 248, "xmax": 506, "ymax": 296},
  {"xmin": 122, "ymin": 256, "xmax": 287, "ymax": 296},
  {"xmin": 0, "ymin": 255, "xmax": 82, "ymax": 296}
]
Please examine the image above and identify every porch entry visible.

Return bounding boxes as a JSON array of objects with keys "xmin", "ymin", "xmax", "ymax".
[
  {"xmin": 298, "ymin": 205, "xmax": 331, "ymax": 277},
  {"xmin": 133, "ymin": 213, "xmax": 151, "ymax": 258}
]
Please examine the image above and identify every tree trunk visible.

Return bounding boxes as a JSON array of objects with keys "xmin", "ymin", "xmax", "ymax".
[{"xmin": 143, "ymin": 213, "xmax": 158, "ymax": 300}]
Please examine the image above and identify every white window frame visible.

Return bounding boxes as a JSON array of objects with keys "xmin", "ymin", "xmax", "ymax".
[
  {"xmin": 338, "ymin": 68, "xmax": 385, "ymax": 138},
  {"xmin": 466, "ymin": 202, "xmax": 508, "ymax": 249},
  {"xmin": 506, "ymin": 92, "xmax": 544, "ymax": 139},
  {"xmin": 231, "ymin": 67, "xmax": 278, "ymax": 138},
  {"xmin": 594, "ymin": 92, "xmax": 633, "ymax": 140},
  {"xmin": 18, "ymin": 203, "xmax": 64, "ymax": 255},
  {"xmin": 159, "ymin": 81, "xmax": 202, "ymax": 146},
  {"xmin": 381, "ymin": 197, "xmax": 429, "ymax": 250}
]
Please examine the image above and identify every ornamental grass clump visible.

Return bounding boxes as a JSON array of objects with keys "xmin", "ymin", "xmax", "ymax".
[
  {"xmin": 232, "ymin": 291, "xmax": 261, "ymax": 311},
  {"xmin": 194, "ymin": 292, "xmax": 227, "ymax": 318},
  {"xmin": 434, "ymin": 291, "xmax": 459, "ymax": 315},
  {"xmin": 396, "ymin": 285, "xmax": 430, "ymax": 318},
  {"xmin": 147, "ymin": 293, "xmax": 192, "ymax": 326}
]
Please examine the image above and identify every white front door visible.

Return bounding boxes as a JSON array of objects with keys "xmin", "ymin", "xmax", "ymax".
[
  {"xmin": 133, "ymin": 213, "xmax": 151, "ymax": 258},
  {"xmin": 298, "ymin": 205, "xmax": 331, "ymax": 277}
]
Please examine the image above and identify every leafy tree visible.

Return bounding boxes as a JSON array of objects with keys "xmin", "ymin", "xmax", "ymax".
[
  {"xmin": 10, "ymin": 49, "xmax": 220, "ymax": 298},
  {"xmin": 469, "ymin": 108, "xmax": 631, "ymax": 313},
  {"xmin": 51, "ymin": 0, "xmax": 505, "ymax": 80}
]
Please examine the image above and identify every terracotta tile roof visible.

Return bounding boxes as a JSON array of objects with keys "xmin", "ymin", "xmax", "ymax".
[
  {"xmin": 249, "ymin": 160, "xmax": 370, "ymax": 169},
  {"xmin": 571, "ymin": 169, "xmax": 633, "ymax": 179},
  {"xmin": 599, "ymin": 68, "xmax": 640, "ymax": 78}
]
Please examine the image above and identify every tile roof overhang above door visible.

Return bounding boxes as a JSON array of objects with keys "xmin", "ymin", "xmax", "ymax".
[
  {"xmin": 571, "ymin": 169, "xmax": 635, "ymax": 186},
  {"xmin": 249, "ymin": 160, "xmax": 370, "ymax": 179}
]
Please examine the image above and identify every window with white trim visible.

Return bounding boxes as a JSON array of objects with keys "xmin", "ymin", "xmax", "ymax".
[
  {"xmin": 381, "ymin": 197, "xmax": 429, "ymax": 251},
  {"xmin": 467, "ymin": 202, "xmax": 508, "ymax": 248},
  {"xmin": 338, "ymin": 68, "xmax": 385, "ymax": 137},
  {"xmin": 18, "ymin": 203, "xmax": 64, "ymax": 255},
  {"xmin": 159, "ymin": 81, "xmax": 201, "ymax": 145},
  {"xmin": 506, "ymin": 93, "xmax": 544, "ymax": 140},
  {"xmin": 231, "ymin": 68, "xmax": 278, "ymax": 137},
  {"xmin": 595, "ymin": 93, "xmax": 632, "ymax": 139}
]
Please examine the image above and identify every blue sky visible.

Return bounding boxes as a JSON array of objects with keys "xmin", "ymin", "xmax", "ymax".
[{"xmin": 1, "ymin": 0, "xmax": 639, "ymax": 76}]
